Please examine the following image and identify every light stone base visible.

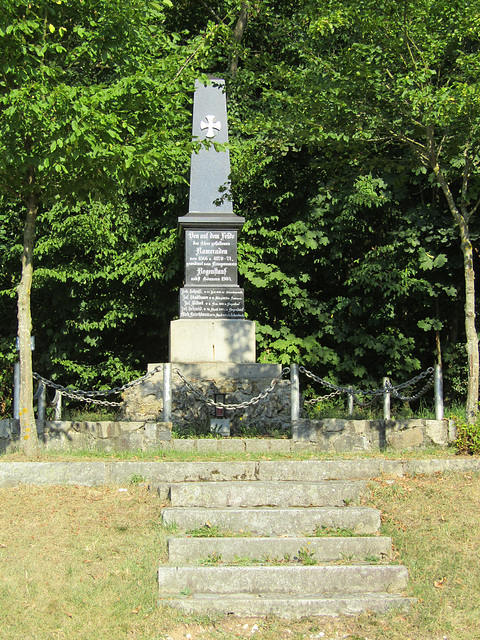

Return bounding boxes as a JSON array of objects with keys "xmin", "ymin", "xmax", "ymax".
[
  {"xmin": 148, "ymin": 362, "xmax": 281, "ymax": 379},
  {"xmin": 169, "ymin": 319, "xmax": 256, "ymax": 363}
]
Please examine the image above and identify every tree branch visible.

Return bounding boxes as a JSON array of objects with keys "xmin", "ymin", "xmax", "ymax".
[
  {"xmin": 392, "ymin": 130, "xmax": 429, "ymax": 163},
  {"xmin": 198, "ymin": 0, "xmax": 224, "ymax": 24},
  {"xmin": 469, "ymin": 193, "xmax": 480, "ymax": 218},
  {"xmin": 461, "ymin": 141, "xmax": 471, "ymax": 216},
  {"xmin": 229, "ymin": 2, "xmax": 249, "ymax": 78},
  {"xmin": 426, "ymin": 125, "xmax": 464, "ymax": 228}
]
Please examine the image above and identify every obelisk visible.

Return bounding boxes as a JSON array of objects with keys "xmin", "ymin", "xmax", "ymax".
[{"xmin": 169, "ymin": 78, "xmax": 256, "ymax": 363}]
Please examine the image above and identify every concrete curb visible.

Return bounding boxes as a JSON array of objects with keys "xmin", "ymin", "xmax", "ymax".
[{"xmin": 0, "ymin": 457, "xmax": 479, "ymax": 487}]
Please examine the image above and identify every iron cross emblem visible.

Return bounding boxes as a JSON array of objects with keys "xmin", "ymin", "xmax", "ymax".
[{"xmin": 200, "ymin": 115, "xmax": 221, "ymax": 138}]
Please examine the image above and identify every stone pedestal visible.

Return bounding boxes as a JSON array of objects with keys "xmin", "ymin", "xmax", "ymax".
[
  {"xmin": 170, "ymin": 318, "xmax": 256, "ymax": 363},
  {"xmin": 120, "ymin": 362, "xmax": 290, "ymax": 436}
]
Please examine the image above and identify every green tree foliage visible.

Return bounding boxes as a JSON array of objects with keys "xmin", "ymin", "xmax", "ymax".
[
  {"xmin": 1, "ymin": 0, "xmax": 478, "ymax": 426},
  {"xmin": 32, "ymin": 196, "xmax": 182, "ymax": 385},
  {"xmin": 0, "ymin": 0, "xmax": 203, "ymax": 449},
  {"xmin": 241, "ymin": 0, "xmax": 480, "ymax": 413},
  {"xmin": 313, "ymin": 0, "xmax": 480, "ymax": 418},
  {"xmin": 222, "ymin": 0, "xmax": 479, "ymax": 399}
]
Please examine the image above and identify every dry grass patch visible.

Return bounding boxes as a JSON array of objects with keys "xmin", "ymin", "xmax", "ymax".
[
  {"xmin": 0, "ymin": 473, "xmax": 479, "ymax": 639},
  {"xmin": 0, "ymin": 484, "xmax": 171, "ymax": 639},
  {"xmin": 364, "ymin": 471, "xmax": 480, "ymax": 640}
]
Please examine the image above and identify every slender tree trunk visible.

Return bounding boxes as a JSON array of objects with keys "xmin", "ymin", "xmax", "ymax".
[
  {"xmin": 17, "ymin": 191, "xmax": 39, "ymax": 453},
  {"xmin": 461, "ymin": 228, "xmax": 479, "ymax": 421},
  {"xmin": 427, "ymin": 128, "xmax": 479, "ymax": 422}
]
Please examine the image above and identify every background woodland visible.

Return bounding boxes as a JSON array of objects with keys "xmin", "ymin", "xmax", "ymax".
[{"xmin": 1, "ymin": 0, "xmax": 479, "ymax": 419}]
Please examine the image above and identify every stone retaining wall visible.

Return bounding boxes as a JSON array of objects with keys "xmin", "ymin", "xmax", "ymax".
[
  {"xmin": 0, "ymin": 417, "xmax": 455, "ymax": 454},
  {"xmin": 0, "ymin": 419, "xmax": 171, "ymax": 454},
  {"xmin": 292, "ymin": 418, "xmax": 455, "ymax": 450}
]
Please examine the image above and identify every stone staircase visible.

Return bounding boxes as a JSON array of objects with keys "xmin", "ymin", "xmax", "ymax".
[{"xmin": 157, "ymin": 461, "xmax": 415, "ymax": 619}]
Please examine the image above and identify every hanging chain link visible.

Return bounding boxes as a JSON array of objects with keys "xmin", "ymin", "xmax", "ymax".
[
  {"xmin": 351, "ymin": 393, "xmax": 378, "ymax": 408},
  {"xmin": 173, "ymin": 367, "xmax": 290, "ymax": 410},
  {"xmin": 49, "ymin": 389, "xmax": 123, "ymax": 407},
  {"xmin": 304, "ymin": 389, "xmax": 342, "ymax": 405},
  {"xmin": 33, "ymin": 381, "xmax": 44, "ymax": 401},
  {"xmin": 32, "ymin": 365, "xmax": 164, "ymax": 407},
  {"xmin": 299, "ymin": 365, "xmax": 435, "ymax": 403},
  {"xmin": 385, "ymin": 373, "xmax": 435, "ymax": 402}
]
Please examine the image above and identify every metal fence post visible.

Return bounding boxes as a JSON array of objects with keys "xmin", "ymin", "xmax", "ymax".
[
  {"xmin": 54, "ymin": 391, "xmax": 62, "ymax": 421},
  {"xmin": 13, "ymin": 362, "xmax": 20, "ymax": 420},
  {"xmin": 163, "ymin": 363, "xmax": 172, "ymax": 422},
  {"xmin": 290, "ymin": 364, "xmax": 300, "ymax": 422},
  {"xmin": 348, "ymin": 387, "xmax": 354, "ymax": 416},
  {"xmin": 37, "ymin": 383, "xmax": 46, "ymax": 420},
  {"xmin": 383, "ymin": 377, "xmax": 391, "ymax": 421},
  {"xmin": 435, "ymin": 364, "xmax": 444, "ymax": 420}
]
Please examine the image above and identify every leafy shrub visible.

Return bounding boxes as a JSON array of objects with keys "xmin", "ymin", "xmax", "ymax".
[{"xmin": 453, "ymin": 415, "xmax": 480, "ymax": 455}]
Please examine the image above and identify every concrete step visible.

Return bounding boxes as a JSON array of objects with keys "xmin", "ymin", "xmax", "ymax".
[
  {"xmin": 140, "ymin": 459, "xmax": 404, "ymax": 484},
  {"xmin": 162, "ymin": 592, "xmax": 416, "ymax": 619},
  {"xmin": 157, "ymin": 564, "xmax": 409, "ymax": 595},
  {"xmin": 166, "ymin": 480, "xmax": 367, "ymax": 508},
  {"xmin": 158, "ymin": 462, "xmax": 413, "ymax": 618},
  {"xmin": 256, "ymin": 460, "xmax": 403, "ymax": 482},
  {"xmin": 161, "ymin": 506, "xmax": 381, "ymax": 535},
  {"xmin": 167, "ymin": 535, "xmax": 392, "ymax": 564}
]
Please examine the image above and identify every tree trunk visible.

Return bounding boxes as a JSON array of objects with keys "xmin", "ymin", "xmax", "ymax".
[
  {"xmin": 427, "ymin": 128, "xmax": 479, "ymax": 422},
  {"xmin": 461, "ymin": 228, "xmax": 479, "ymax": 421},
  {"xmin": 17, "ymin": 191, "xmax": 39, "ymax": 453}
]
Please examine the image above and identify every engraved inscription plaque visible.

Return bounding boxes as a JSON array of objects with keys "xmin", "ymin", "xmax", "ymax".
[
  {"xmin": 180, "ymin": 287, "xmax": 244, "ymax": 319},
  {"xmin": 185, "ymin": 229, "xmax": 237, "ymax": 286}
]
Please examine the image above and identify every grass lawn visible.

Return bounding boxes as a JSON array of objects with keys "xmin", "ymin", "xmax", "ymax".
[
  {"xmin": 0, "ymin": 470, "xmax": 479, "ymax": 639},
  {"xmin": 0, "ymin": 444, "xmax": 462, "ymax": 463}
]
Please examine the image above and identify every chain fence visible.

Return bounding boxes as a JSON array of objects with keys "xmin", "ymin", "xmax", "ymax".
[
  {"xmin": 32, "ymin": 365, "xmax": 164, "ymax": 408},
  {"xmin": 300, "ymin": 365, "xmax": 435, "ymax": 406},
  {"xmin": 29, "ymin": 362, "xmax": 436, "ymax": 418},
  {"xmin": 173, "ymin": 367, "xmax": 290, "ymax": 411}
]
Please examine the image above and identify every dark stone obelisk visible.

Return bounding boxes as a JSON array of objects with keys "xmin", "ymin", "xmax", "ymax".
[
  {"xmin": 170, "ymin": 78, "xmax": 256, "ymax": 362},
  {"xmin": 181, "ymin": 78, "xmax": 240, "ymax": 225}
]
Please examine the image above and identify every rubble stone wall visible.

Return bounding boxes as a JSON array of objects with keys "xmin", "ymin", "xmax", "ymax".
[
  {"xmin": 0, "ymin": 417, "xmax": 455, "ymax": 454},
  {"xmin": 120, "ymin": 368, "xmax": 291, "ymax": 437}
]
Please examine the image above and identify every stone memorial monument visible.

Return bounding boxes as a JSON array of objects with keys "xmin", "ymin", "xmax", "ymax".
[
  {"xmin": 170, "ymin": 77, "xmax": 256, "ymax": 363},
  {"xmin": 121, "ymin": 78, "xmax": 290, "ymax": 436}
]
